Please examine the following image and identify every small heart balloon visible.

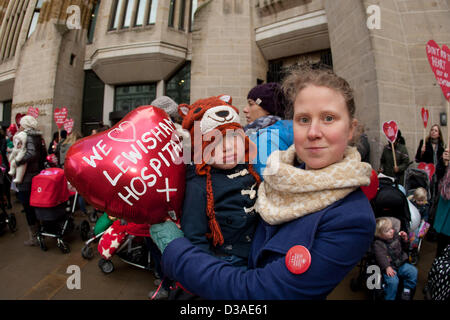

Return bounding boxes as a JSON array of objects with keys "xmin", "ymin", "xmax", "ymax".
[
  {"xmin": 421, "ymin": 107, "xmax": 429, "ymax": 129},
  {"xmin": 64, "ymin": 106, "xmax": 185, "ymax": 225},
  {"xmin": 27, "ymin": 106, "xmax": 39, "ymax": 118},
  {"xmin": 54, "ymin": 107, "xmax": 68, "ymax": 128},
  {"xmin": 418, "ymin": 162, "xmax": 435, "ymax": 181},
  {"xmin": 64, "ymin": 118, "xmax": 74, "ymax": 134},
  {"xmin": 426, "ymin": 40, "xmax": 450, "ymax": 101},
  {"xmin": 382, "ymin": 120, "xmax": 398, "ymax": 143}
]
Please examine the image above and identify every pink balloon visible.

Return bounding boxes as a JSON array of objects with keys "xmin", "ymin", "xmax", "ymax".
[{"xmin": 64, "ymin": 106, "xmax": 185, "ymax": 224}]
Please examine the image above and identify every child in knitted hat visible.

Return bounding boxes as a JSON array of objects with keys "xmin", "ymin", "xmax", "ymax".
[{"xmin": 178, "ymin": 94, "xmax": 261, "ymax": 268}]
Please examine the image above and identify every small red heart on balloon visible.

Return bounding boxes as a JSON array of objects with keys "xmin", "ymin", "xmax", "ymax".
[
  {"xmin": 64, "ymin": 118, "xmax": 74, "ymax": 134},
  {"xmin": 421, "ymin": 107, "xmax": 429, "ymax": 129},
  {"xmin": 383, "ymin": 120, "xmax": 398, "ymax": 143},
  {"xmin": 27, "ymin": 106, "xmax": 39, "ymax": 118},
  {"xmin": 426, "ymin": 40, "xmax": 450, "ymax": 101},
  {"xmin": 64, "ymin": 106, "xmax": 185, "ymax": 225},
  {"xmin": 54, "ymin": 107, "xmax": 68, "ymax": 128},
  {"xmin": 418, "ymin": 162, "xmax": 435, "ymax": 181}
]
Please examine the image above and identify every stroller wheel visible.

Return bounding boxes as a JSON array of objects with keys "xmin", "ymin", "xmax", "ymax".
[
  {"xmin": 57, "ymin": 239, "xmax": 70, "ymax": 254},
  {"xmin": 98, "ymin": 258, "xmax": 114, "ymax": 274},
  {"xmin": 81, "ymin": 246, "xmax": 94, "ymax": 260},
  {"xmin": 7, "ymin": 213, "xmax": 17, "ymax": 232},
  {"xmin": 80, "ymin": 220, "xmax": 90, "ymax": 241},
  {"xmin": 37, "ymin": 235, "xmax": 47, "ymax": 252}
]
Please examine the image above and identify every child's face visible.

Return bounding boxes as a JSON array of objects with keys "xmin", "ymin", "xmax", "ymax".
[
  {"xmin": 415, "ymin": 197, "xmax": 427, "ymax": 206},
  {"xmin": 210, "ymin": 133, "xmax": 246, "ymax": 170},
  {"xmin": 380, "ymin": 225, "xmax": 395, "ymax": 240}
]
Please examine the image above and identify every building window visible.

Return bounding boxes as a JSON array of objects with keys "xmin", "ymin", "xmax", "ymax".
[
  {"xmin": 87, "ymin": 0, "xmax": 101, "ymax": 43},
  {"xmin": 168, "ymin": 0, "xmax": 176, "ymax": 28},
  {"xmin": 178, "ymin": 0, "xmax": 186, "ymax": 30},
  {"xmin": 123, "ymin": 0, "xmax": 135, "ymax": 28},
  {"xmin": 27, "ymin": 0, "xmax": 44, "ymax": 38},
  {"xmin": 110, "ymin": 0, "xmax": 157, "ymax": 30},
  {"xmin": 149, "ymin": 0, "xmax": 158, "ymax": 24},
  {"xmin": 165, "ymin": 62, "xmax": 190, "ymax": 104},
  {"xmin": 189, "ymin": 0, "xmax": 197, "ymax": 31},
  {"xmin": 2, "ymin": 100, "xmax": 12, "ymax": 125},
  {"xmin": 135, "ymin": 0, "xmax": 146, "ymax": 26},
  {"xmin": 114, "ymin": 83, "xmax": 156, "ymax": 113}
]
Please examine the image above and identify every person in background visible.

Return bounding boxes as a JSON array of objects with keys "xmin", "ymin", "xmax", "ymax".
[
  {"xmin": 379, "ymin": 130, "xmax": 410, "ymax": 185},
  {"xmin": 433, "ymin": 148, "xmax": 450, "ymax": 258},
  {"xmin": 355, "ymin": 123, "xmax": 371, "ymax": 163},
  {"xmin": 243, "ymin": 82, "xmax": 293, "ymax": 177},
  {"xmin": 149, "ymin": 67, "xmax": 375, "ymax": 299},
  {"xmin": 15, "ymin": 115, "xmax": 47, "ymax": 246}
]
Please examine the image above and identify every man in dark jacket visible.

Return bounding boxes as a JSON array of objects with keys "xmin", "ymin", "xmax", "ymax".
[{"xmin": 15, "ymin": 115, "xmax": 47, "ymax": 246}]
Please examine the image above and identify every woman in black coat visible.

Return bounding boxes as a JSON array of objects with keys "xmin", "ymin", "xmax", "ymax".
[{"xmin": 415, "ymin": 124, "xmax": 445, "ymax": 226}]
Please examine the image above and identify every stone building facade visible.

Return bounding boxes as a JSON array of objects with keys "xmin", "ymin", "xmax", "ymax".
[{"xmin": 0, "ymin": 0, "xmax": 449, "ymax": 169}]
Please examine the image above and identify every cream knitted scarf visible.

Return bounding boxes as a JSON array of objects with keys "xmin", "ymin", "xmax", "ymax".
[{"xmin": 256, "ymin": 145, "xmax": 372, "ymax": 225}]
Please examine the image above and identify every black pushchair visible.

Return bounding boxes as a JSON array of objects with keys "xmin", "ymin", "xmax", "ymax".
[
  {"xmin": 30, "ymin": 168, "xmax": 90, "ymax": 253},
  {"xmin": 350, "ymin": 174, "xmax": 413, "ymax": 299},
  {"xmin": 404, "ymin": 167, "xmax": 431, "ymax": 200}
]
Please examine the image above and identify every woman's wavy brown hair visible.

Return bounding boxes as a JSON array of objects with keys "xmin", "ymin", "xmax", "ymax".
[{"xmin": 281, "ymin": 65, "xmax": 356, "ymax": 120}]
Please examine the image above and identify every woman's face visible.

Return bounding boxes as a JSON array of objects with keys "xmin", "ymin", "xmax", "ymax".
[
  {"xmin": 293, "ymin": 85, "xmax": 356, "ymax": 170},
  {"xmin": 430, "ymin": 125, "xmax": 440, "ymax": 139},
  {"xmin": 243, "ymin": 99, "xmax": 269, "ymax": 124}
]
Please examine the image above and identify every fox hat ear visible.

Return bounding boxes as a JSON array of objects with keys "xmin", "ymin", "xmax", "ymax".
[
  {"xmin": 217, "ymin": 94, "xmax": 232, "ymax": 105},
  {"xmin": 178, "ymin": 103, "xmax": 192, "ymax": 119}
]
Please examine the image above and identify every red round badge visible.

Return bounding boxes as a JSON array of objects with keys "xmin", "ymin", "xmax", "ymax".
[{"xmin": 285, "ymin": 245, "xmax": 311, "ymax": 275}]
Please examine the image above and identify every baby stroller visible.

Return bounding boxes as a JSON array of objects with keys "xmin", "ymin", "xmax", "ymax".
[
  {"xmin": 404, "ymin": 167, "xmax": 432, "ymax": 264},
  {"xmin": 96, "ymin": 220, "xmax": 153, "ymax": 274},
  {"xmin": 350, "ymin": 174, "xmax": 413, "ymax": 300},
  {"xmin": 30, "ymin": 168, "xmax": 90, "ymax": 253},
  {"xmin": 81, "ymin": 212, "xmax": 115, "ymax": 260},
  {"xmin": 404, "ymin": 167, "xmax": 431, "ymax": 200}
]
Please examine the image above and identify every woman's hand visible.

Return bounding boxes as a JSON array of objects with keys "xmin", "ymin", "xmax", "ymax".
[
  {"xmin": 386, "ymin": 266, "xmax": 396, "ymax": 277},
  {"xmin": 150, "ymin": 220, "xmax": 184, "ymax": 254},
  {"xmin": 421, "ymin": 144, "xmax": 426, "ymax": 154},
  {"xmin": 394, "ymin": 165, "xmax": 399, "ymax": 173}
]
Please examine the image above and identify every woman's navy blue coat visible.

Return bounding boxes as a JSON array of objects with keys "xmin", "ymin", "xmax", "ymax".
[{"xmin": 161, "ymin": 189, "xmax": 375, "ymax": 299}]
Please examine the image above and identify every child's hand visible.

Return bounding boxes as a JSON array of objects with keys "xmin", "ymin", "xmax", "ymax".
[
  {"xmin": 399, "ymin": 231, "xmax": 408, "ymax": 241},
  {"xmin": 386, "ymin": 266, "xmax": 396, "ymax": 277}
]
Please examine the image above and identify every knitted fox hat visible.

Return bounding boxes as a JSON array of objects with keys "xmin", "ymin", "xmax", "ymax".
[{"xmin": 178, "ymin": 95, "xmax": 261, "ymax": 246}]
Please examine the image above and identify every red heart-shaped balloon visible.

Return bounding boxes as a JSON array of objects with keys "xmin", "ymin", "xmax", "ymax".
[
  {"xmin": 421, "ymin": 107, "xmax": 429, "ymax": 129},
  {"xmin": 54, "ymin": 107, "xmax": 68, "ymax": 128},
  {"xmin": 64, "ymin": 118, "xmax": 74, "ymax": 134},
  {"xmin": 426, "ymin": 40, "xmax": 450, "ymax": 101},
  {"xmin": 27, "ymin": 106, "xmax": 39, "ymax": 118},
  {"xmin": 383, "ymin": 120, "xmax": 398, "ymax": 143},
  {"xmin": 64, "ymin": 106, "xmax": 186, "ymax": 224},
  {"xmin": 418, "ymin": 162, "xmax": 435, "ymax": 181}
]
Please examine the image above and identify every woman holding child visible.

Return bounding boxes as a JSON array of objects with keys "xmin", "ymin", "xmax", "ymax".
[{"xmin": 150, "ymin": 68, "xmax": 376, "ymax": 299}]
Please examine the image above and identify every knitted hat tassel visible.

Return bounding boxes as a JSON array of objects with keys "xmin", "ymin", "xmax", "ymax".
[{"xmin": 204, "ymin": 167, "xmax": 225, "ymax": 246}]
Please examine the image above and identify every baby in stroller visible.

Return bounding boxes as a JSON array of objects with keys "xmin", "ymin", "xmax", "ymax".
[
  {"xmin": 373, "ymin": 217, "xmax": 418, "ymax": 300},
  {"xmin": 8, "ymin": 130, "xmax": 28, "ymax": 184}
]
